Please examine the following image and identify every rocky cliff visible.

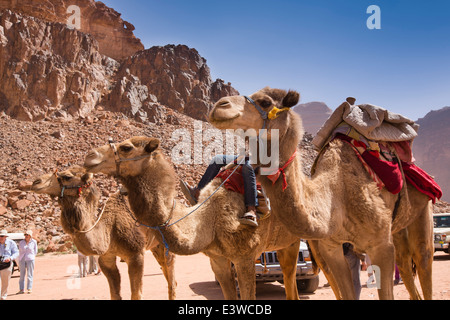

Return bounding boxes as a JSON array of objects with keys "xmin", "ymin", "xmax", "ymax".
[
  {"xmin": 106, "ymin": 45, "xmax": 239, "ymax": 122},
  {"xmin": 0, "ymin": 0, "xmax": 144, "ymax": 61},
  {"xmin": 0, "ymin": 5, "xmax": 239, "ymax": 123},
  {"xmin": 0, "ymin": 9, "xmax": 119, "ymax": 121},
  {"xmin": 413, "ymin": 107, "xmax": 450, "ymax": 202}
]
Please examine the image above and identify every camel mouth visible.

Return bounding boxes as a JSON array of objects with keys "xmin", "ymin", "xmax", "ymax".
[
  {"xmin": 31, "ymin": 186, "xmax": 44, "ymax": 192},
  {"xmin": 209, "ymin": 115, "xmax": 239, "ymax": 124},
  {"xmin": 84, "ymin": 152, "xmax": 106, "ymax": 172},
  {"xmin": 208, "ymin": 111, "xmax": 240, "ymax": 127},
  {"xmin": 84, "ymin": 161, "xmax": 104, "ymax": 172},
  {"xmin": 31, "ymin": 178, "xmax": 50, "ymax": 193}
]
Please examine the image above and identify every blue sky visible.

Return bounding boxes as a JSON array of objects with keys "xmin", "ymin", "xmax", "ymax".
[{"xmin": 102, "ymin": 0, "xmax": 450, "ymax": 121}]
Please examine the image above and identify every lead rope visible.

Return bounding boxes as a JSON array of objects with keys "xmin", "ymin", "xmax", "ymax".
[
  {"xmin": 121, "ymin": 159, "xmax": 244, "ymax": 256},
  {"xmin": 75, "ymin": 195, "xmax": 111, "ymax": 234}
]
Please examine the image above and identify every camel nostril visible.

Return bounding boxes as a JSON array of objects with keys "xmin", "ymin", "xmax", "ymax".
[{"xmin": 32, "ymin": 179, "xmax": 41, "ymax": 186}]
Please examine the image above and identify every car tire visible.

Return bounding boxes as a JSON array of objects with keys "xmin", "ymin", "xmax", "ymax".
[{"xmin": 297, "ymin": 276, "xmax": 319, "ymax": 294}]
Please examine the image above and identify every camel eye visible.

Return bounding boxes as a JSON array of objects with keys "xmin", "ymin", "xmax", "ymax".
[
  {"xmin": 258, "ymin": 99, "xmax": 272, "ymax": 109},
  {"xmin": 120, "ymin": 145, "xmax": 133, "ymax": 152},
  {"xmin": 62, "ymin": 176, "xmax": 72, "ymax": 181}
]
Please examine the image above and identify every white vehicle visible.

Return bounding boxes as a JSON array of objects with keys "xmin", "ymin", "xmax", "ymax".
[
  {"xmin": 255, "ymin": 241, "xmax": 320, "ymax": 293},
  {"xmin": 434, "ymin": 213, "xmax": 450, "ymax": 254},
  {"xmin": 7, "ymin": 233, "xmax": 25, "ymax": 274}
]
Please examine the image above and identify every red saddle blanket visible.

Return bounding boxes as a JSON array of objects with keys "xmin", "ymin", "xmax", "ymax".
[
  {"xmin": 334, "ymin": 134, "xmax": 442, "ymax": 203},
  {"xmin": 402, "ymin": 162, "xmax": 443, "ymax": 204},
  {"xmin": 216, "ymin": 166, "xmax": 262, "ymax": 194}
]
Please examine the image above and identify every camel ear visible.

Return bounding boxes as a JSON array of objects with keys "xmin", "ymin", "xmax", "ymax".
[
  {"xmin": 145, "ymin": 138, "xmax": 160, "ymax": 154},
  {"xmin": 82, "ymin": 173, "xmax": 94, "ymax": 184},
  {"xmin": 282, "ymin": 90, "xmax": 300, "ymax": 109}
]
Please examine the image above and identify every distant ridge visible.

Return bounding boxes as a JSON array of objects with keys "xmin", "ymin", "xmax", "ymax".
[{"xmin": 293, "ymin": 102, "xmax": 333, "ymax": 135}]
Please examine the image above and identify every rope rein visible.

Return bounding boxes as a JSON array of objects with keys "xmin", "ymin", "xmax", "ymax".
[
  {"xmin": 121, "ymin": 161, "xmax": 243, "ymax": 256},
  {"xmin": 75, "ymin": 194, "xmax": 111, "ymax": 234}
]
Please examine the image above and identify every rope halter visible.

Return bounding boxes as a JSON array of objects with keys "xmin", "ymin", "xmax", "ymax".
[
  {"xmin": 108, "ymin": 138, "xmax": 153, "ymax": 176},
  {"xmin": 54, "ymin": 170, "xmax": 92, "ymax": 199}
]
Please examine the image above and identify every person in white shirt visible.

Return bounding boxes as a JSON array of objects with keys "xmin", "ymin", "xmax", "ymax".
[
  {"xmin": 18, "ymin": 230, "xmax": 38, "ymax": 294},
  {"xmin": 0, "ymin": 229, "xmax": 19, "ymax": 300}
]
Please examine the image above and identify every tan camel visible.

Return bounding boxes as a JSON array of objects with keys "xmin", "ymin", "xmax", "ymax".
[
  {"xmin": 392, "ymin": 187, "xmax": 434, "ymax": 300},
  {"xmin": 30, "ymin": 166, "xmax": 177, "ymax": 300},
  {"xmin": 208, "ymin": 87, "xmax": 434, "ymax": 300},
  {"xmin": 83, "ymin": 137, "xmax": 308, "ymax": 300}
]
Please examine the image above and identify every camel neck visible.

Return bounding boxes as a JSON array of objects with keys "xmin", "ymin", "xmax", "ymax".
[
  {"xmin": 259, "ymin": 115, "xmax": 331, "ymax": 239},
  {"xmin": 121, "ymin": 160, "xmax": 215, "ymax": 256},
  {"xmin": 59, "ymin": 188, "xmax": 100, "ymax": 235},
  {"xmin": 122, "ymin": 169, "xmax": 175, "ymax": 227}
]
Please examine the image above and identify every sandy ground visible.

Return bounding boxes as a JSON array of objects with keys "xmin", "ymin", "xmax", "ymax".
[{"xmin": 4, "ymin": 251, "xmax": 450, "ymax": 301}]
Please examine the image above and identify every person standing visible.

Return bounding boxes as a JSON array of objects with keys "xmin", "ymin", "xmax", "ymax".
[
  {"xmin": 18, "ymin": 230, "xmax": 38, "ymax": 294},
  {"xmin": 77, "ymin": 250, "xmax": 88, "ymax": 278},
  {"xmin": 0, "ymin": 230, "xmax": 19, "ymax": 300}
]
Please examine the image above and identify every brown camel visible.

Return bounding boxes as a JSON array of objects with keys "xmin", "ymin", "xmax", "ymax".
[
  {"xmin": 83, "ymin": 137, "xmax": 308, "ymax": 300},
  {"xmin": 30, "ymin": 166, "xmax": 177, "ymax": 300},
  {"xmin": 208, "ymin": 87, "xmax": 434, "ymax": 300}
]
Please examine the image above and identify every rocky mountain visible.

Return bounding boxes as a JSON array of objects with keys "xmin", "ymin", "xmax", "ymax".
[
  {"xmin": 0, "ymin": 0, "xmax": 144, "ymax": 60},
  {"xmin": 0, "ymin": 2, "xmax": 239, "ymax": 124},
  {"xmin": 293, "ymin": 102, "xmax": 333, "ymax": 135},
  {"xmin": 0, "ymin": 9, "xmax": 119, "ymax": 122},
  {"xmin": 106, "ymin": 45, "xmax": 239, "ymax": 122},
  {"xmin": 413, "ymin": 107, "xmax": 450, "ymax": 203}
]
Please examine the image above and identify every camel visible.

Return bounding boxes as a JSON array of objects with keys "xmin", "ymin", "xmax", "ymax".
[
  {"xmin": 392, "ymin": 187, "xmax": 434, "ymax": 300},
  {"xmin": 83, "ymin": 137, "xmax": 310, "ymax": 300},
  {"xmin": 30, "ymin": 166, "xmax": 177, "ymax": 300},
  {"xmin": 208, "ymin": 87, "xmax": 435, "ymax": 300}
]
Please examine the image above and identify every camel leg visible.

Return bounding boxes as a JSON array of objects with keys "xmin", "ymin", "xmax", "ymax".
[
  {"xmin": 98, "ymin": 254, "xmax": 122, "ymax": 300},
  {"xmin": 367, "ymin": 242, "xmax": 395, "ymax": 300},
  {"xmin": 277, "ymin": 241, "xmax": 300, "ymax": 300},
  {"xmin": 151, "ymin": 244, "xmax": 178, "ymax": 300},
  {"xmin": 308, "ymin": 240, "xmax": 342, "ymax": 300},
  {"xmin": 234, "ymin": 258, "xmax": 257, "ymax": 300},
  {"xmin": 209, "ymin": 256, "xmax": 238, "ymax": 300},
  {"xmin": 318, "ymin": 242, "xmax": 356, "ymax": 300},
  {"xmin": 408, "ymin": 204, "xmax": 434, "ymax": 300},
  {"xmin": 126, "ymin": 253, "xmax": 144, "ymax": 300},
  {"xmin": 393, "ymin": 229, "xmax": 422, "ymax": 300}
]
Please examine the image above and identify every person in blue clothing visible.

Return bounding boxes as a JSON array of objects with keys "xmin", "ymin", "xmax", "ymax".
[
  {"xmin": 0, "ymin": 229, "xmax": 19, "ymax": 300},
  {"xmin": 181, "ymin": 154, "xmax": 260, "ymax": 227},
  {"xmin": 18, "ymin": 230, "xmax": 38, "ymax": 294}
]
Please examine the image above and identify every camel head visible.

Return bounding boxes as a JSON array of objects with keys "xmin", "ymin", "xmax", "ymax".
[
  {"xmin": 209, "ymin": 87, "xmax": 300, "ymax": 133},
  {"xmin": 31, "ymin": 166, "xmax": 94, "ymax": 198},
  {"xmin": 84, "ymin": 136, "xmax": 161, "ymax": 177}
]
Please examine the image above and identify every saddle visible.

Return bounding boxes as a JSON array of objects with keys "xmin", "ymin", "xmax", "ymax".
[
  {"xmin": 215, "ymin": 164, "xmax": 272, "ymax": 220},
  {"xmin": 312, "ymin": 122, "xmax": 442, "ymax": 203}
]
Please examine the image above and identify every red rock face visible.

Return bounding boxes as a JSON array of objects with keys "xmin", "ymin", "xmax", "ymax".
[
  {"xmin": 108, "ymin": 45, "xmax": 239, "ymax": 122},
  {"xmin": 0, "ymin": 5, "xmax": 239, "ymax": 123},
  {"xmin": 0, "ymin": 10, "xmax": 119, "ymax": 121},
  {"xmin": 0, "ymin": 0, "xmax": 144, "ymax": 61}
]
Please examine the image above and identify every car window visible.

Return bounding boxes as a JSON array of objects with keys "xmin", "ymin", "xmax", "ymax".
[{"xmin": 434, "ymin": 216, "xmax": 450, "ymax": 228}]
